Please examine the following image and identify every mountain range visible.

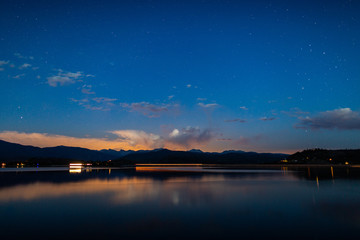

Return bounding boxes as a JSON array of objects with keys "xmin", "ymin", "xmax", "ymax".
[{"xmin": 0, "ymin": 140, "xmax": 288, "ymax": 165}]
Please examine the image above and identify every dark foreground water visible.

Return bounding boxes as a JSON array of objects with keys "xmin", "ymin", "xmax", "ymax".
[{"xmin": 1, "ymin": 165, "xmax": 360, "ymax": 240}]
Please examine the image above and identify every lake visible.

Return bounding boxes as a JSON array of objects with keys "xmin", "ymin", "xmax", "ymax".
[{"xmin": 1, "ymin": 165, "xmax": 360, "ymax": 240}]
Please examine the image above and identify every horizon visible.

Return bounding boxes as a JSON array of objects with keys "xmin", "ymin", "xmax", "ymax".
[
  {"xmin": 2, "ymin": 138, "xmax": 360, "ymax": 156},
  {"xmin": 1, "ymin": 0, "xmax": 360, "ymax": 153},
  {"xmin": 1, "ymin": 138, "xmax": 291, "ymax": 154}
]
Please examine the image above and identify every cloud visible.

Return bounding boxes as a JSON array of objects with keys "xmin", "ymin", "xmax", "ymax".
[
  {"xmin": 197, "ymin": 102, "xmax": 219, "ymax": 108},
  {"xmin": 62, "ymin": 71, "xmax": 82, "ymax": 79},
  {"xmin": 0, "ymin": 60, "xmax": 9, "ymax": 66},
  {"xmin": 186, "ymin": 84, "xmax": 192, "ymax": 88},
  {"xmin": 0, "ymin": 131, "xmax": 143, "ymax": 150},
  {"xmin": 81, "ymin": 88, "xmax": 95, "ymax": 95},
  {"xmin": 295, "ymin": 108, "xmax": 360, "ymax": 130},
  {"xmin": 47, "ymin": 76, "xmax": 75, "ymax": 87},
  {"xmin": 120, "ymin": 101, "xmax": 178, "ymax": 118},
  {"xmin": 19, "ymin": 63, "xmax": 32, "ymax": 69},
  {"xmin": 260, "ymin": 117, "xmax": 276, "ymax": 121},
  {"xmin": 93, "ymin": 97, "xmax": 117, "ymax": 103},
  {"xmin": 0, "ymin": 68, "xmax": 4, "ymax": 71},
  {"xmin": 88, "ymin": 97, "xmax": 117, "ymax": 110},
  {"xmin": 166, "ymin": 127, "xmax": 214, "ymax": 148},
  {"xmin": 47, "ymin": 69, "xmax": 83, "ymax": 87},
  {"xmin": 70, "ymin": 97, "xmax": 116, "ymax": 111},
  {"xmin": 12, "ymin": 74, "xmax": 25, "ymax": 79},
  {"xmin": 70, "ymin": 98, "xmax": 89, "ymax": 104},
  {"xmin": 14, "ymin": 53, "xmax": 26, "ymax": 59},
  {"xmin": 282, "ymin": 108, "xmax": 309, "ymax": 117},
  {"xmin": 110, "ymin": 130, "xmax": 163, "ymax": 149},
  {"xmin": 197, "ymin": 98, "xmax": 207, "ymax": 101},
  {"xmin": 239, "ymin": 106, "xmax": 248, "ymax": 110},
  {"xmin": 168, "ymin": 95, "xmax": 174, "ymax": 100},
  {"xmin": 83, "ymin": 105, "xmax": 110, "ymax": 111},
  {"xmin": 0, "ymin": 127, "xmax": 217, "ymax": 151},
  {"xmin": 224, "ymin": 118, "xmax": 246, "ymax": 123}
]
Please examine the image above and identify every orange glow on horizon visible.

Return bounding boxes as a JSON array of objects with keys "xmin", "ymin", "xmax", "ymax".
[{"xmin": 0, "ymin": 131, "xmax": 300, "ymax": 154}]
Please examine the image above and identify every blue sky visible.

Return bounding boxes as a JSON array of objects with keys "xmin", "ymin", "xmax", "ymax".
[{"xmin": 0, "ymin": 0, "xmax": 359, "ymax": 153}]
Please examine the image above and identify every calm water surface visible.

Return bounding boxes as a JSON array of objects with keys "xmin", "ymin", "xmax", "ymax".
[{"xmin": 1, "ymin": 166, "xmax": 360, "ymax": 240}]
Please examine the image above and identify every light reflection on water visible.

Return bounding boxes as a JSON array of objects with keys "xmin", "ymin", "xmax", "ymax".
[{"xmin": 1, "ymin": 166, "xmax": 360, "ymax": 240}]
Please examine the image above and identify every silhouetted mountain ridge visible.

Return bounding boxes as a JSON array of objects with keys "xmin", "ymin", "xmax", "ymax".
[
  {"xmin": 0, "ymin": 140, "xmax": 115, "ymax": 162},
  {"xmin": 0, "ymin": 140, "xmax": 289, "ymax": 164},
  {"xmin": 113, "ymin": 148, "xmax": 288, "ymax": 164}
]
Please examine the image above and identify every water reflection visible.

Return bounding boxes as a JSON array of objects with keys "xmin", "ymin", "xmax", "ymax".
[
  {"xmin": 1, "ymin": 167, "xmax": 360, "ymax": 240},
  {"xmin": 69, "ymin": 168, "xmax": 82, "ymax": 174},
  {"xmin": 68, "ymin": 163, "xmax": 94, "ymax": 174},
  {"xmin": 0, "ymin": 172, "xmax": 296, "ymax": 204}
]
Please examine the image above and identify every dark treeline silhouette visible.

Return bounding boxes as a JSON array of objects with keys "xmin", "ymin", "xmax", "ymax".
[{"xmin": 286, "ymin": 148, "xmax": 360, "ymax": 164}]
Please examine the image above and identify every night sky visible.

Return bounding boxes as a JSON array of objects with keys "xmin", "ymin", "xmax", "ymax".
[{"xmin": 1, "ymin": 0, "xmax": 359, "ymax": 153}]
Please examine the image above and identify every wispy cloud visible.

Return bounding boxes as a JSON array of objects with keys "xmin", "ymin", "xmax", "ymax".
[
  {"xmin": 84, "ymin": 105, "xmax": 109, "ymax": 111},
  {"xmin": 86, "ymin": 97, "xmax": 118, "ymax": 110},
  {"xmin": 186, "ymin": 84, "xmax": 192, "ymax": 88},
  {"xmin": 13, "ymin": 53, "xmax": 35, "ymax": 60},
  {"xmin": 120, "ymin": 101, "xmax": 178, "ymax": 118},
  {"xmin": 14, "ymin": 53, "xmax": 27, "ymax": 59},
  {"xmin": 239, "ymin": 106, "xmax": 248, "ymax": 110},
  {"xmin": 19, "ymin": 63, "xmax": 32, "ymax": 69},
  {"xmin": 197, "ymin": 98, "xmax": 207, "ymax": 101},
  {"xmin": 70, "ymin": 97, "xmax": 116, "ymax": 111},
  {"xmin": 282, "ymin": 108, "xmax": 309, "ymax": 117},
  {"xmin": 197, "ymin": 102, "xmax": 219, "ymax": 108},
  {"xmin": 12, "ymin": 74, "xmax": 25, "ymax": 79},
  {"xmin": 224, "ymin": 118, "xmax": 247, "ymax": 123},
  {"xmin": 81, "ymin": 88, "xmax": 95, "ymax": 95},
  {"xmin": 295, "ymin": 108, "xmax": 360, "ymax": 130},
  {"xmin": 62, "ymin": 71, "xmax": 82, "ymax": 79},
  {"xmin": 93, "ymin": 97, "xmax": 117, "ymax": 103},
  {"xmin": 70, "ymin": 98, "xmax": 89, "ymax": 103},
  {"xmin": 47, "ymin": 69, "xmax": 83, "ymax": 87},
  {"xmin": 0, "ymin": 60, "xmax": 9, "ymax": 66},
  {"xmin": 260, "ymin": 117, "xmax": 276, "ymax": 121}
]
